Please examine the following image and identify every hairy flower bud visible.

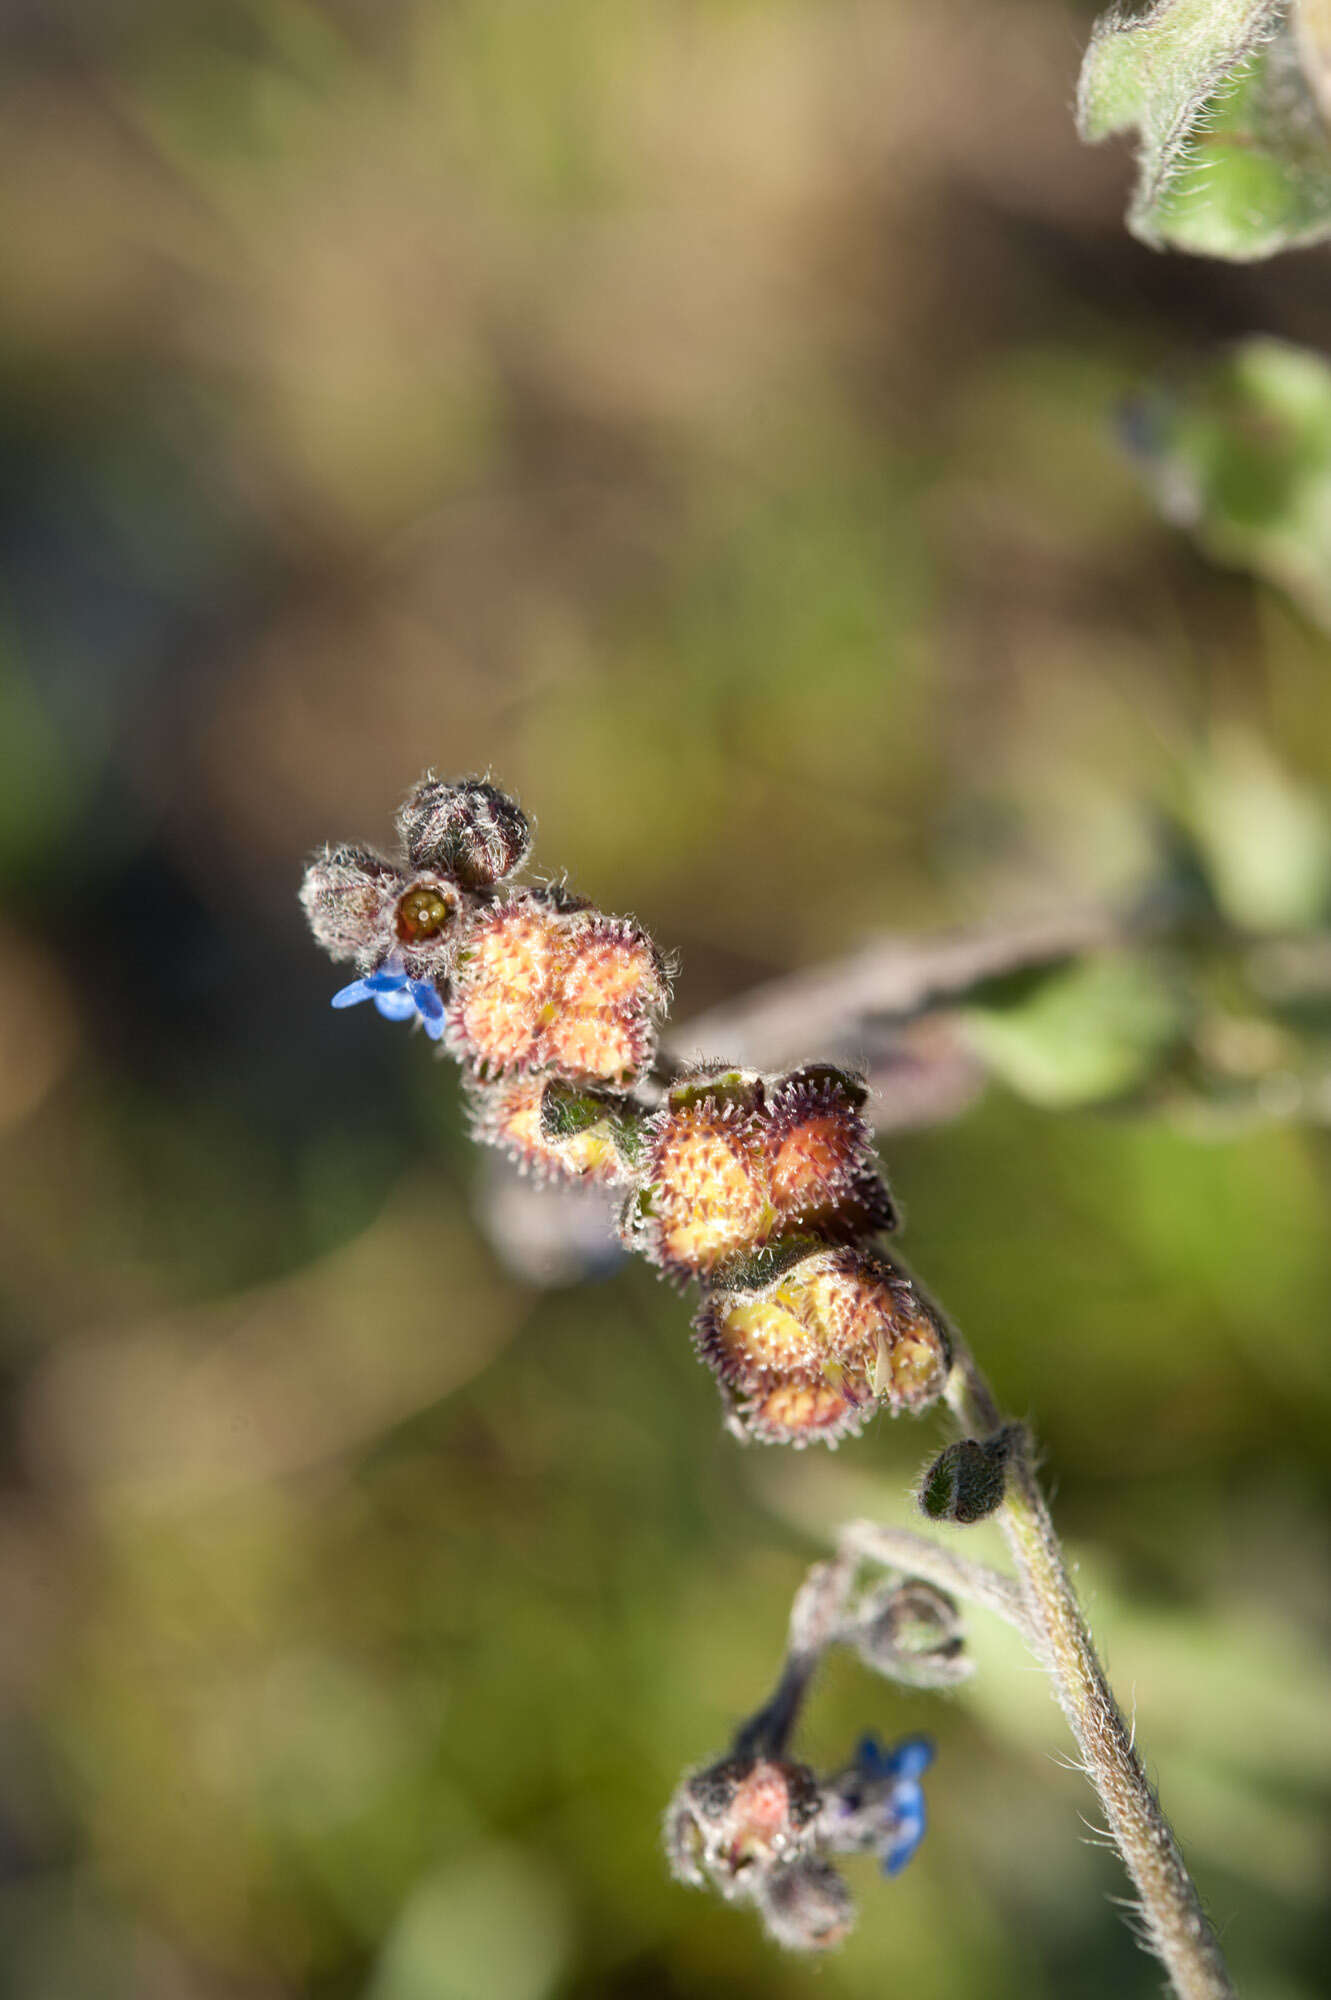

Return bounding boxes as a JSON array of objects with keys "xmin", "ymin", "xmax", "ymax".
[
  {"xmin": 694, "ymin": 1247, "xmax": 950, "ymax": 1445},
  {"xmin": 299, "ymin": 845, "xmax": 405, "ymax": 966},
  {"xmin": 920, "ymin": 1427, "xmax": 1018, "ymax": 1525},
  {"xmin": 664, "ymin": 1754, "xmax": 823, "ymax": 1897},
  {"xmin": 396, "ymin": 775, "xmax": 531, "ymax": 889},
  {"xmin": 756, "ymin": 1855, "xmax": 855, "ymax": 1953}
]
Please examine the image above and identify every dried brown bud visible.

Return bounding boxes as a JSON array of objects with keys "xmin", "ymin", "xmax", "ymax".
[
  {"xmin": 396, "ymin": 776, "xmax": 531, "ymax": 889},
  {"xmin": 695, "ymin": 1248, "xmax": 950, "ymax": 1446}
]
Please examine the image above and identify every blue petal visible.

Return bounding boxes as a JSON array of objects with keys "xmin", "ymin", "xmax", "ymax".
[
  {"xmin": 331, "ymin": 979, "xmax": 376, "ymax": 1009},
  {"xmin": 888, "ymin": 1737, "xmax": 935, "ymax": 1782},
  {"xmin": 420, "ymin": 1009, "xmax": 447, "ymax": 1042},
  {"xmin": 854, "ymin": 1734, "xmax": 892, "ymax": 1781},
  {"xmin": 364, "ymin": 967, "xmax": 409, "ymax": 993},
  {"xmin": 408, "ymin": 980, "xmax": 444, "ymax": 1021},
  {"xmin": 373, "ymin": 988, "xmax": 417, "ymax": 1021},
  {"xmin": 881, "ymin": 1790, "xmax": 927, "ymax": 1877}
]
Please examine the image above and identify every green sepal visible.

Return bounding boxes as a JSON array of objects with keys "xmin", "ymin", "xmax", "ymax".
[
  {"xmin": 707, "ymin": 1235, "xmax": 826, "ymax": 1296},
  {"xmin": 666, "ymin": 1068, "xmax": 762, "ymax": 1117}
]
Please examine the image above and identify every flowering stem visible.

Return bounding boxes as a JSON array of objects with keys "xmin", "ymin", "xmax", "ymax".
[{"xmin": 938, "ymin": 1319, "xmax": 1237, "ymax": 2000}]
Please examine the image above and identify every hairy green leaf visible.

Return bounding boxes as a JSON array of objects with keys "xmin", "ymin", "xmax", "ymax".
[{"xmin": 1078, "ymin": 0, "xmax": 1331, "ymax": 258}]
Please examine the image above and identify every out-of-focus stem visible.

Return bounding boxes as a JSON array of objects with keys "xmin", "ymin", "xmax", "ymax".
[
  {"xmin": 941, "ymin": 1326, "xmax": 1237, "ymax": 2000},
  {"xmin": 835, "ymin": 1519, "xmax": 1030, "ymax": 1635}
]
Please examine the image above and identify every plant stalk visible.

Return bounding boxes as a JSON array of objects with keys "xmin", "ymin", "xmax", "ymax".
[{"xmin": 941, "ymin": 1326, "xmax": 1236, "ymax": 2000}]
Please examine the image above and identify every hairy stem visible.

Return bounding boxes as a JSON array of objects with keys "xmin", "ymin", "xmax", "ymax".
[
  {"xmin": 940, "ymin": 1321, "xmax": 1236, "ymax": 2000},
  {"xmin": 835, "ymin": 1519, "xmax": 1031, "ymax": 1636}
]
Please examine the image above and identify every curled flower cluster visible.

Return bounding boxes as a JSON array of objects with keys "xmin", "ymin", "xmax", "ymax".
[
  {"xmin": 664, "ymin": 1736, "xmax": 934, "ymax": 1952},
  {"xmin": 301, "ymin": 775, "xmax": 949, "ymax": 1445}
]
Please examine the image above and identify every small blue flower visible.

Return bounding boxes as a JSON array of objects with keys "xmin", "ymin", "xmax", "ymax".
[
  {"xmin": 331, "ymin": 958, "xmax": 446, "ymax": 1041},
  {"xmin": 824, "ymin": 1735, "xmax": 934, "ymax": 1878}
]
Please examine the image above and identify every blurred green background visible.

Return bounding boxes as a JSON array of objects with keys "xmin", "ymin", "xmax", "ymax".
[{"xmin": 2, "ymin": 3, "xmax": 1330, "ymax": 1996}]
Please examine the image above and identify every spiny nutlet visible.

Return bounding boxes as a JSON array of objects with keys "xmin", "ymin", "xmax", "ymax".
[
  {"xmin": 627, "ymin": 1067, "xmax": 894, "ymax": 1281},
  {"xmin": 396, "ymin": 775, "xmax": 531, "ymax": 890},
  {"xmin": 664, "ymin": 1754, "xmax": 823, "ymax": 1897},
  {"xmin": 627, "ymin": 1086, "xmax": 772, "ymax": 1279},
  {"xmin": 446, "ymin": 892, "xmax": 571, "ymax": 1074},
  {"xmin": 765, "ymin": 1066, "xmax": 896, "ymax": 1237},
  {"xmin": 466, "ymin": 1074, "xmax": 640, "ymax": 1186},
  {"xmin": 446, "ymin": 895, "xmax": 666, "ymax": 1084},
  {"xmin": 539, "ymin": 915, "xmax": 668, "ymax": 1083},
  {"xmin": 693, "ymin": 1247, "xmax": 950, "ymax": 1446}
]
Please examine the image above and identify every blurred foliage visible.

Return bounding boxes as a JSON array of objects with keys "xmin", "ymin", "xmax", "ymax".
[
  {"xmin": 1078, "ymin": 0, "xmax": 1331, "ymax": 259},
  {"xmin": 1126, "ymin": 338, "xmax": 1331, "ymax": 632},
  {"xmin": 0, "ymin": 4, "xmax": 1330, "ymax": 2000}
]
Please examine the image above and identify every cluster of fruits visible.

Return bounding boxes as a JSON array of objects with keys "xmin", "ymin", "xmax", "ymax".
[{"xmin": 301, "ymin": 775, "xmax": 949, "ymax": 1445}]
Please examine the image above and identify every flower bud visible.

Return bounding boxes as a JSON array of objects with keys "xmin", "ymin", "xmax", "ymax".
[
  {"xmin": 919, "ymin": 1427, "xmax": 1017, "ymax": 1526},
  {"xmin": 445, "ymin": 891, "xmax": 571, "ymax": 1074},
  {"xmin": 299, "ymin": 845, "xmax": 405, "ymax": 966},
  {"xmin": 664, "ymin": 1754, "xmax": 822, "ymax": 1897},
  {"xmin": 694, "ymin": 1248, "xmax": 949, "ymax": 1446},
  {"xmin": 536, "ymin": 915, "xmax": 667, "ymax": 1085},
  {"xmin": 756, "ymin": 1855, "xmax": 855, "ymax": 1953},
  {"xmin": 396, "ymin": 775, "xmax": 531, "ymax": 889},
  {"xmin": 851, "ymin": 1579, "xmax": 971, "ymax": 1690}
]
